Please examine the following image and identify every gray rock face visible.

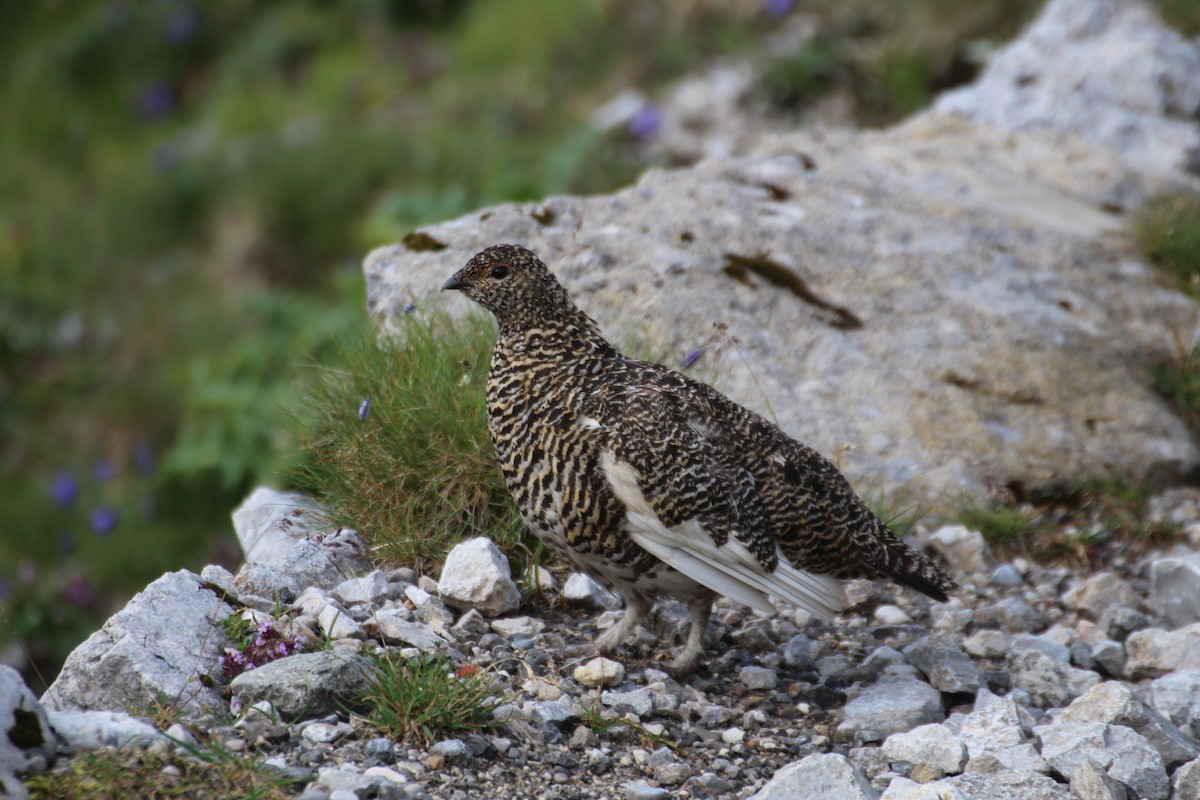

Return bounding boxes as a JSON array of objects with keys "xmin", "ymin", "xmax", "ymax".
[
  {"xmin": 1174, "ymin": 758, "xmax": 1200, "ymax": 800},
  {"xmin": 1062, "ymin": 681, "xmax": 1197, "ymax": 769},
  {"xmin": 1141, "ymin": 670, "xmax": 1200, "ymax": 741},
  {"xmin": 1008, "ymin": 644, "xmax": 1101, "ymax": 708},
  {"xmin": 232, "ymin": 486, "xmax": 326, "ymax": 564},
  {"xmin": 228, "ymin": 649, "xmax": 375, "ymax": 720},
  {"xmin": 234, "ymin": 527, "xmax": 371, "ymax": 604},
  {"xmin": 437, "ymin": 538, "xmax": 522, "ymax": 617},
  {"xmin": 562, "ymin": 573, "xmax": 621, "ymax": 610},
  {"xmin": 1, "ymin": 666, "xmax": 57, "ymax": 781},
  {"xmin": 364, "ymin": 99, "xmax": 1198, "ymax": 508},
  {"xmin": 958, "ymin": 690, "xmax": 1030, "ymax": 760},
  {"xmin": 1068, "ymin": 760, "xmax": 1127, "ymax": 800},
  {"xmin": 1036, "ymin": 722, "xmax": 1169, "ymax": 800},
  {"xmin": 882, "ymin": 723, "xmax": 966, "ymax": 774},
  {"xmin": 837, "ymin": 674, "xmax": 944, "ymax": 744},
  {"xmin": 363, "ymin": 611, "xmax": 448, "ymax": 653},
  {"xmin": 880, "ymin": 769, "xmax": 1072, "ymax": 800},
  {"xmin": 928, "ymin": 526, "xmax": 992, "ymax": 577},
  {"xmin": 902, "ymin": 636, "xmax": 983, "ymax": 695},
  {"xmin": 1149, "ymin": 553, "xmax": 1200, "ymax": 629},
  {"xmin": 748, "ymin": 753, "xmax": 877, "ymax": 800},
  {"xmin": 41, "ymin": 570, "xmax": 233, "ymax": 714},
  {"xmin": 48, "ymin": 711, "xmax": 164, "ymax": 751},
  {"xmin": 1064, "ymin": 573, "xmax": 1141, "ymax": 620},
  {"xmin": 1125, "ymin": 624, "xmax": 1200, "ymax": 679},
  {"xmin": 935, "ymin": 0, "xmax": 1200, "ymax": 182}
]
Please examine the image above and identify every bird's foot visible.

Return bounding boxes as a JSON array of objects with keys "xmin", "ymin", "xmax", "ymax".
[
  {"xmin": 663, "ymin": 593, "xmax": 714, "ymax": 678},
  {"xmin": 594, "ymin": 595, "xmax": 650, "ymax": 655}
]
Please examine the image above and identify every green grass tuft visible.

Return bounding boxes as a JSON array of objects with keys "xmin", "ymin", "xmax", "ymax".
[
  {"xmin": 1136, "ymin": 192, "xmax": 1200, "ymax": 297},
  {"xmin": 289, "ymin": 310, "xmax": 525, "ymax": 569},
  {"xmin": 358, "ymin": 651, "xmax": 500, "ymax": 745},
  {"xmin": 25, "ymin": 738, "xmax": 304, "ymax": 800},
  {"xmin": 958, "ymin": 501, "xmax": 1050, "ymax": 548}
]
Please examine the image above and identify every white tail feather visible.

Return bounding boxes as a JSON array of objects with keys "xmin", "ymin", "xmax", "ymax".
[{"xmin": 603, "ymin": 452, "xmax": 844, "ymax": 620}]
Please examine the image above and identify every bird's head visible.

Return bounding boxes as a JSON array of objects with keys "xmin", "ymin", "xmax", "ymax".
[{"xmin": 442, "ymin": 244, "xmax": 574, "ymax": 326}]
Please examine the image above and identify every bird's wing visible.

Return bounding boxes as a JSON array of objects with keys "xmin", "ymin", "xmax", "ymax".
[{"xmin": 584, "ymin": 373, "xmax": 844, "ymax": 620}]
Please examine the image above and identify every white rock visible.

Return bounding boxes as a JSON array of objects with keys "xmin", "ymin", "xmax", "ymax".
[
  {"xmin": 524, "ymin": 565, "xmax": 558, "ymax": 594},
  {"xmin": 573, "ymin": 658, "xmax": 625, "ymax": 688},
  {"xmin": 438, "ymin": 538, "xmax": 522, "ymax": 617},
  {"xmin": 363, "ymin": 766, "xmax": 408, "ymax": 784},
  {"xmin": 365, "ymin": 610, "xmax": 447, "ymax": 652},
  {"xmin": 490, "ymin": 616, "xmax": 545, "ymax": 638},
  {"xmin": 332, "ymin": 570, "xmax": 390, "ymax": 606},
  {"xmin": 836, "ymin": 674, "xmax": 944, "ymax": 744},
  {"xmin": 749, "ymin": 753, "xmax": 876, "ymax": 800},
  {"xmin": 929, "ymin": 526, "xmax": 991, "ymax": 576},
  {"xmin": 722, "ymin": 727, "xmax": 745, "ymax": 744},
  {"xmin": 562, "ymin": 573, "xmax": 622, "ymax": 610},
  {"xmin": 1142, "ymin": 670, "xmax": 1200, "ymax": 739},
  {"xmin": 1036, "ymin": 722, "xmax": 1168, "ymax": 800},
  {"xmin": 404, "ymin": 584, "xmax": 433, "ymax": 607},
  {"xmin": 41, "ymin": 570, "xmax": 233, "ymax": 714},
  {"xmin": 739, "ymin": 666, "xmax": 779, "ymax": 691},
  {"xmin": 963, "ymin": 630, "xmax": 1010, "ymax": 659},
  {"xmin": 874, "ymin": 605, "xmax": 912, "ymax": 625},
  {"xmin": 881, "ymin": 770, "xmax": 1072, "ymax": 799},
  {"xmin": 1064, "ymin": 572, "xmax": 1141, "ymax": 619},
  {"xmin": 958, "ymin": 691, "xmax": 1028, "ymax": 758},
  {"xmin": 1149, "ymin": 553, "xmax": 1200, "ymax": 628},
  {"xmin": 231, "ymin": 486, "xmax": 325, "ymax": 563},
  {"xmin": 317, "ymin": 600, "xmax": 363, "ymax": 640},
  {"xmin": 1062, "ymin": 681, "xmax": 1197, "ymax": 769},
  {"xmin": 0, "ymin": 666, "xmax": 57, "ymax": 778},
  {"xmin": 1125, "ymin": 623, "xmax": 1200, "ymax": 679},
  {"xmin": 882, "ymin": 723, "xmax": 966, "ymax": 774},
  {"xmin": 48, "ymin": 711, "xmax": 164, "ymax": 750}
]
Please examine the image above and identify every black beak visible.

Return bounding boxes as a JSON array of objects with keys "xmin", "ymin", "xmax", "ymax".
[{"xmin": 441, "ymin": 276, "xmax": 465, "ymax": 292}]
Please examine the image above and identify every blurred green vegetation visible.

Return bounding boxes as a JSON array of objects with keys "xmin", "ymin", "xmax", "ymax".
[{"xmin": 16, "ymin": 0, "xmax": 1174, "ymax": 688}]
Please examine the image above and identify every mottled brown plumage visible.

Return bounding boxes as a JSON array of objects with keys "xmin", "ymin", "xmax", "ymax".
[{"xmin": 443, "ymin": 244, "xmax": 955, "ymax": 673}]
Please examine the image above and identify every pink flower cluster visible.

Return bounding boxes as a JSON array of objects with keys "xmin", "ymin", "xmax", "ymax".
[{"xmin": 218, "ymin": 621, "xmax": 305, "ymax": 680}]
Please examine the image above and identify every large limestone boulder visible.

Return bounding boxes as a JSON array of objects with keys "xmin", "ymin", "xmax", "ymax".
[{"xmin": 364, "ymin": 1, "xmax": 1199, "ymax": 507}]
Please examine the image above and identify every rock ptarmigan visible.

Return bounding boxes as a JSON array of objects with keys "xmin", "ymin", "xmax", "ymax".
[{"xmin": 443, "ymin": 244, "xmax": 955, "ymax": 674}]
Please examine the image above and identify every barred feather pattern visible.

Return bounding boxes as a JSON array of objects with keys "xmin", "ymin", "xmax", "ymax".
[{"xmin": 443, "ymin": 244, "xmax": 956, "ymax": 667}]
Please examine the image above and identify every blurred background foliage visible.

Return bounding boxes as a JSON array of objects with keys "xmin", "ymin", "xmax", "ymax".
[{"xmin": 4, "ymin": 0, "xmax": 1191, "ymax": 688}]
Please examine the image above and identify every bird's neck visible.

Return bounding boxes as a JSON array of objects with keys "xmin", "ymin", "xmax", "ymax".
[{"xmin": 494, "ymin": 306, "xmax": 619, "ymax": 365}]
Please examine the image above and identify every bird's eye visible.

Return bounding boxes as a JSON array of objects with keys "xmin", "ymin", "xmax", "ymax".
[{"xmin": 490, "ymin": 265, "xmax": 510, "ymax": 279}]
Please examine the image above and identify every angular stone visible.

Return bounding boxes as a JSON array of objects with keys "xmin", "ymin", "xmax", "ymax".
[
  {"xmin": 231, "ymin": 486, "xmax": 325, "ymax": 563},
  {"xmin": 41, "ymin": 570, "xmax": 233, "ymax": 714},
  {"xmin": 490, "ymin": 616, "xmax": 545, "ymax": 638},
  {"xmin": 364, "ymin": 610, "xmax": 448, "ymax": 653},
  {"xmin": 601, "ymin": 689, "xmax": 654, "ymax": 719},
  {"xmin": 1173, "ymin": 758, "xmax": 1200, "ymax": 800},
  {"xmin": 1070, "ymin": 759, "xmax": 1127, "ymax": 800},
  {"xmin": 1036, "ymin": 722, "xmax": 1168, "ymax": 800},
  {"xmin": 234, "ymin": 528, "xmax": 370, "ymax": 602},
  {"xmin": 1064, "ymin": 572, "xmax": 1141, "ymax": 620},
  {"xmin": 988, "ymin": 743, "xmax": 1050, "ymax": 775},
  {"xmin": 47, "ymin": 711, "xmax": 163, "ymax": 750},
  {"xmin": 991, "ymin": 596, "xmax": 1047, "ymax": 634},
  {"xmin": 962, "ymin": 631, "xmax": 1010, "ymax": 659},
  {"xmin": 437, "ymin": 538, "xmax": 522, "ymax": 617},
  {"xmin": 928, "ymin": 526, "xmax": 991, "ymax": 576},
  {"xmin": 528, "ymin": 698, "xmax": 582, "ymax": 727},
  {"xmin": 958, "ymin": 690, "xmax": 1027, "ymax": 758},
  {"xmin": 1098, "ymin": 605, "xmax": 1151, "ymax": 643},
  {"xmin": 1125, "ymin": 624, "xmax": 1200, "ymax": 679},
  {"xmin": 1008, "ymin": 645, "xmax": 1100, "ymax": 708},
  {"xmin": 561, "ymin": 573, "xmax": 621, "ymax": 610},
  {"xmin": 1062, "ymin": 681, "xmax": 1197, "ymax": 769},
  {"xmin": 749, "ymin": 753, "xmax": 876, "ymax": 800},
  {"xmin": 1142, "ymin": 670, "xmax": 1200, "ymax": 739},
  {"xmin": 784, "ymin": 634, "xmax": 821, "ymax": 669},
  {"xmin": 902, "ymin": 635, "xmax": 983, "ymax": 695},
  {"xmin": 880, "ymin": 769, "xmax": 1072, "ymax": 800},
  {"xmin": 882, "ymin": 724, "xmax": 966, "ymax": 774},
  {"xmin": 331, "ymin": 570, "xmax": 390, "ymax": 606},
  {"xmin": 1, "ymin": 666, "xmax": 57, "ymax": 778},
  {"xmin": 1149, "ymin": 553, "xmax": 1200, "ymax": 628},
  {"xmin": 837, "ymin": 674, "xmax": 944, "ymax": 744},
  {"xmin": 228, "ymin": 649, "xmax": 374, "ymax": 720},
  {"xmin": 738, "ymin": 666, "xmax": 779, "ymax": 691}
]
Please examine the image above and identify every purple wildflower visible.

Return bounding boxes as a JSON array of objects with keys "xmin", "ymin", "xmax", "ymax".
[
  {"xmin": 679, "ymin": 349, "xmax": 704, "ymax": 369},
  {"xmin": 166, "ymin": 5, "xmax": 199, "ymax": 43},
  {"xmin": 276, "ymin": 642, "xmax": 289, "ymax": 656},
  {"xmin": 764, "ymin": 0, "xmax": 795, "ymax": 18},
  {"xmin": 90, "ymin": 506, "xmax": 119, "ymax": 536},
  {"xmin": 134, "ymin": 440, "xmax": 157, "ymax": 474},
  {"xmin": 244, "ymin": 662, "xmax": 255, "ymax": 671},
  {"xmin": 230, "ymin": 696, "xmax": 243, "ymax": 715},
  {"xmin": 137, "ymin": 82, "xmax": 176, "ymax": 120},
  {"xmin": 51, "ymin": 471, "xmax": 80, "ymax": 509},
  {"xmin": 628, "ymin": 103, "xmax": 663, "ymax": 141},
  {"xmin": 403, "ymin": 303, "xmax": 417, "ymax": 314},
  {"xmin": 93, "ymin": 458, "xmax": 117, "ymax": 482},
  {"xmin": 62, "ymin": 575, "xmax": 95, "ymax": 608},
  {"xmin": 230, "ymin": 650, "xmax": 246, "ymax": 665},
  {"xmin": 358, "ymin": 396, "xmax": 372, "ymax": 421}
]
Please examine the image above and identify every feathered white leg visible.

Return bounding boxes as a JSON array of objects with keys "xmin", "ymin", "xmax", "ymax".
[
  {"xmin": 667, "ymin": 594, "xmax": 714, "ymax": 676},
  {"xmin": 595, "ymin": 594, "xmax": 651, "ymax": 654}
]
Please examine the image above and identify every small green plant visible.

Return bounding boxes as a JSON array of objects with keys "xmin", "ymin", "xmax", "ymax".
[
  {"xmin": 958, "ymin": 501, "xmax": 1050, "ymax": 548},
  {"xmin": 25, "ymin": 737, "xmax": 304, "ymax": 800},
  {"xmin": 358, "ymin": 652, "xmax": 499, "ymax": 745},
  {"xmin": 289, "ymin": 310, "xmax": 526, "ymax": 568},
  {"xmin": 1153, "ymin": 344, "xmax": 1200, "ymax": 439},
  {"xmin": 866, "ymin": 490, "xmax": 927, "ymax": 540},
  {"xmin": 578, "ymin": 700, "xmax": 677, "ymax": 751},
  {"xmin": 1136, "ymin": 192, "xmax": 1200, "ymax": 296}
]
